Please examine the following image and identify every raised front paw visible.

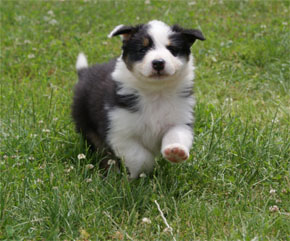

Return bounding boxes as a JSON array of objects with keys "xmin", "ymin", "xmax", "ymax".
[{"xmin": 162, "ymin": 144, "xmax": 189, "ymax": 163}]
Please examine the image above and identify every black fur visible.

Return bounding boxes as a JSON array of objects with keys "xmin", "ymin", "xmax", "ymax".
[
  {"xmin": 179, "ymin": 86, "xmax": 193, "ymax": 98},
  {"xmin": 72, "ymin": 22, "xmax": 205, "ymax": 170},
  {"xmin": 171, "ymin": 25, "xmax": 205, "ymax": 44},
  {"xmin": 167, "ymin": 33, "xmax": 192, "ymax": 60},
  {"xmin": 72, "ymin": 59, "xmax": 140, "ymax": 150},
  {"xmin": 110, "ymin": 24, "xmax": 155, "ymax": 70},
  {"xmin": 115, "ymin": 83, "xmax": 139, "ymax": 112},
  {"xmin": 121, "ymin": 25, "xmax": 154, "ymax": 70},
  {"xmin": 168, "ymin": 25, "xmax": 205, "ymax": 60}
]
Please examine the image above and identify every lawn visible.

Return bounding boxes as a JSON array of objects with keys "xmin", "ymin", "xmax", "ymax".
[{"xmin": 0, "ymin": 0, "xmax": 289, "ymax": 240}]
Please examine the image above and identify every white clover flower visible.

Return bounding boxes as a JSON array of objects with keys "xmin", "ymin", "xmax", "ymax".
[
  {"xmin": 211, "ymin": 56, "xmax": 217, "ymax": 62},
  {"xmin": 141, "ymin": 217, "xmax": 151, "ymax": 224},
  {"xmin": 269, "ymin": 205, "xmax": 279, "ymax": 212},
  {"xmin": 42, "ymin": 129, "xmax": 50, "ymax": 133},
  {"xmin": 139, "ymin": 173, "xmax": 147, "ymax": 178},
  {"xmin": 85, "ymin": 178, "xmax": 92, "ymax": 183},
  {"xmin": 269, "ymin": 189, "xmax": 276, "ymax": 195},
  {"xmin": 28, "ymin": 54, "xmax": 35, "ymax": 59},
  {"xmin": 86, "ymin": 164, "xmax": 94, "ymax": 169},
  {"xmin": 107, "ymin": 159, "xmax": 116, "ymax": 165},
  {"xmin": 36, "ymin": 178, "xmax": 43, "ymax": 184},
  {"xmin": 225, "ymin": 97, "xmax": 233, "ymax": 102},
  {"xmin": 47, "ymin": 10, "xmax": 54, "ymax": 16},
  {"xmin": 163, "ymin": 227, "xmax": 172, "ymax": 233},
  {"xmin": 49, "ymin": 19, "xmax": 58, "ymax": 25},
  {"xmin": 188, "ymin": 1, "xmax": 196, "ymax": 6},
  {"xmin": 65, "ymin": 166, "xmax": 74, "ymax": 173},
  {"xmin": 77, "ymin": 154, "xmax": 86, "ymax": 160}
]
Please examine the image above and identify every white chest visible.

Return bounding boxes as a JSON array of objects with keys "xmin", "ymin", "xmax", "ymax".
[{"xmin": 108, "ymin": 93, "xmax": 194, "ymax": 154}]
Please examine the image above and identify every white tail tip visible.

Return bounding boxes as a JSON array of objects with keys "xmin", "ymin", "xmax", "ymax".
[{"xmin": 76, "ymin": 53, "xmax": 88, "ymax": 70}]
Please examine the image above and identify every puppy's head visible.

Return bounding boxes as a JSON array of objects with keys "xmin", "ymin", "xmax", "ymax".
[{"xmin": 109, "ymin": 20, "xmax": 205, "ymax": 82}]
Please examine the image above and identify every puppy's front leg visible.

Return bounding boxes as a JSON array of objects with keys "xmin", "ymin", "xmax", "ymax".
[
  {"xmin": 113, "ymin": 140, "xmax": 155, "ymax": 179},
  {"xmin": 161, "ymin": 125, "xmax": 193, "ymax": 163}
]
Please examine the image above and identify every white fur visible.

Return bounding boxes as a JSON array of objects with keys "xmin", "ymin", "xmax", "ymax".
[
  {"xmin": 161, "ymin": 125, "xmax": 193, "ymax": 158},
  {"xmin": 132, "ymin": 20, "xmax": 185, "ymax": 81},
  {"xmin": 108, "ymin": 59, "xmax": 195, "ymax": 178},
  {"xmin": 76, "ymin": 53, "xmax": 88, "ymax": 70},
  {"xmin": 106, "ymin": 20, "xmax": 196, "ymax": 178}
]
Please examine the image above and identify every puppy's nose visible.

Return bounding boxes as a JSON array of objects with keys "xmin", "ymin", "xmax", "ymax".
[{"xmin": 152, "ymin": 59, "xmax": 165, "ymax": 71}]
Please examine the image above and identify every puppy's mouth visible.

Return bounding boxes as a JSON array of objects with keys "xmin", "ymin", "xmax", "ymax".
[{"xmin": 149, "ymin": 70, "xmax": 171, "ymax": 79}]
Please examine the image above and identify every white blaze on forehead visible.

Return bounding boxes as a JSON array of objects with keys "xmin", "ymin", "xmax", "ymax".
[{"xmin": 147, "ymin": 20, "xmax": 172, "ymax": 47}]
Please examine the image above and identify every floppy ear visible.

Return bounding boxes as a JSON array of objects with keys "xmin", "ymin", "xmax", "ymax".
[
  {"xmin": 172, "ymin": 25, "xmax": 205, "ymax": 45},
  {"xmin": 108, "ymin": 25, "xmax": 136, "ymax": 41}
]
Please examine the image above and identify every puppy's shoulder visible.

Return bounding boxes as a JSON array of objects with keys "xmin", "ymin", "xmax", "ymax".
[{"xmin": 81, "ymin": 58, "xmax": 117, "ymax": 83}]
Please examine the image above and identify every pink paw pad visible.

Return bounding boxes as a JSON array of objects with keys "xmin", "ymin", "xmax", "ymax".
[{"xmin": 163, "ymin": 146, "xmax": 188, "ymax": 163}]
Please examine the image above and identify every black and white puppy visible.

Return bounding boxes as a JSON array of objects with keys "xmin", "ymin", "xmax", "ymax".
[{"xmin": 72, "ymin": 20, "xmax": 205, "ymax": 178}]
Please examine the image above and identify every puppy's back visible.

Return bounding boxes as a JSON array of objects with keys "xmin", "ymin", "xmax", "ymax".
[{"xmin": 72, "ymin": 56, "xmax": 117, "ymax": 149}]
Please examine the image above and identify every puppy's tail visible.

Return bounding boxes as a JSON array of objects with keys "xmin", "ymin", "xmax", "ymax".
[{"xmin": 76, "ymin": 53, "xmax": 88, "ymax": 77}]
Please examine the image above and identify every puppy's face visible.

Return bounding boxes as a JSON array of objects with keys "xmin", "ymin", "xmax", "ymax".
[{"xmin": 109, "ymin": 20, "xmax": 205, "ymax": 82}]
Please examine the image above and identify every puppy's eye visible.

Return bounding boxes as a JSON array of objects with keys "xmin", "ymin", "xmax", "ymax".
[
  {"xmin": 167, "ymin": 46, "xmax": 179, "ymax": 56},
  {"xmin": 139, "ymin": 47, "xmax": 148, "ymax": 54}
]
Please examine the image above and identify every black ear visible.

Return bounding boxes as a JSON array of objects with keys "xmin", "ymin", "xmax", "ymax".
[
  {"xmin": 182, "ymin": 29, "xmax": 205, "ymax": 41},
  {"xmin": 108, "ymin": 24, "xmax": 140, "ymax": 41},
  {"xmin": 172, "ymin": 25, "xmax": 205, "ymax": 45}
]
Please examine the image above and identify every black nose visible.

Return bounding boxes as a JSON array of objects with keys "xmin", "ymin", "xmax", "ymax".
[{"xmin": 152, "ymin": 59, "xmax": 165, "ymax": 71}]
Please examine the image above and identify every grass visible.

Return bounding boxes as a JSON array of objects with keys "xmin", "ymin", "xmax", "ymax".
[{"xmin": 0, "ymin": 0, "xmax": 289, "ymax": 240}]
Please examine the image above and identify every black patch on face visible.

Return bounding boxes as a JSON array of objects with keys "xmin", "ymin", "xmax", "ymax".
[
  {"xmin": 168, "ymin": 25, "xmax": 205, "ymax": 59},
  {"xmin": 167, "ymin": 33, "xmax": 192, "ymax": 60},
  {"xmin": 115, "ymin": 83, "xmax": 139, "ymax": 112},
  {"xmin": 121, "ymin": 25, "xmax": 154, "ymax": 70}
]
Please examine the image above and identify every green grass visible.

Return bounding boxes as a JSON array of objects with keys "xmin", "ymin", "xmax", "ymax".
[{"xmin": 1, "ymin": 0, "xmax": 289, "ymax": 240}]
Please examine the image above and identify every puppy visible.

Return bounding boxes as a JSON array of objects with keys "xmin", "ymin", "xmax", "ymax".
[{"xmin": 72, "ymin": 20, "xmax": 205, "ymax": 178}]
